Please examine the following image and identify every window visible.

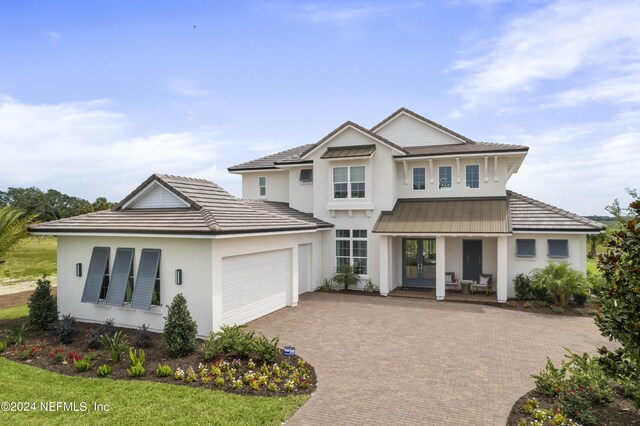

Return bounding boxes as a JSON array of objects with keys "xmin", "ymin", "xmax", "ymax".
[
  {"xmin": 333, "ymin": 166, "xmax": 365, "ymax": 199},
  {"xmin": 105, "ymin": 248, "xmax": 135, "ymax": 306},
  {"xmin": 81, "ymin": 247, "xmax": 110, "ymax": 304},
  {"xmin": 299, "ymin": 169, "xmax": 313, "ymax": 183},
  {"xmin": 466, "ymin": 165, "xmax": 479, "ymax": 189},
  {"xmin": 152, "ymin": 264, "xmax": 161, "ymax": 306},
  {"xmin": 335, "ymin": 229, "xmax": 368, "ymax": 275},
  {"xmin": 439, "ymin": 166, "xmax": 452, "ymax": 189},
  {"xmin": 125, "ymin": 261, "xmax": 134, "ymax": 303},
  {"xmin": 516, "ymin": 239, "xmax": 536, "ymax": 257},
  {"xmin": 413, "ymin": 167, "xmax": 426, "ymax": 190},
  {"xmin": 548, "ymin": 239, "xmax": 569, "ymax": 258},
  {"xmin": 258, "ymin": 177, "xmax": 266, "ymax": 197}
]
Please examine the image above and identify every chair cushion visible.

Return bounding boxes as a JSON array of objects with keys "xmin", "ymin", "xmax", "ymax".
[
  {"xmin": 445, "ymin": 274, "xmax": 453, "ymax": 284},
  {"xmin": 479, "ymin": 276, "xmax": 490, "ymax": 285}
]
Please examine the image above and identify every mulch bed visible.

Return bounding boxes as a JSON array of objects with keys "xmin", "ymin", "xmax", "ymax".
[
  {"xmin": 507, "ymin": 389, "xmax": 640, "ymax": 426},
  {"xmin": 503, "ymin": 300, "xmax": 601, "ymax": 317},
  {"xmin": 0, "ymin": 317, "xmax": 316, "ymax": 397}
]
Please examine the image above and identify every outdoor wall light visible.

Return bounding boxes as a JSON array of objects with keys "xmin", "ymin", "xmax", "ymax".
[
  {"xmin": 175, "ymin": 269, "xmax": 183, "ymax": 285},
  {"xmin": 75, "ymin": 263, "xmax": 82, "ymax": 277}
]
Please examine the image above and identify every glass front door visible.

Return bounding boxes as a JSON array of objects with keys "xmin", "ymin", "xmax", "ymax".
[{"xmin": 403, "ymin": 239, "xmax": 436, "ymax": 287}]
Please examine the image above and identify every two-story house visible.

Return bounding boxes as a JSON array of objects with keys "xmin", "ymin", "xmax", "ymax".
[{"xmin": 30, "ymin": 108, "xmax": 604, "ymax": 334}]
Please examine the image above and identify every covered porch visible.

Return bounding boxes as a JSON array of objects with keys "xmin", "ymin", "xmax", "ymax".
[{"xmin": 373, "ymin": 197, "xmax": 511, "ymax": 303}]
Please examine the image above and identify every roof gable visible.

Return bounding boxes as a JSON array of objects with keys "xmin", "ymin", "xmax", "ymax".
[{"xmin": 122, "ymin": 181, "xmax": 191, "ymax": 210}]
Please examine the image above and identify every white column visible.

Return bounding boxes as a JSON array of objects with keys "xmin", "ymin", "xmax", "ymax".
[
  {"xmin": 379, "ymin": 235, "xmax": 390, "ymax": 296},
  {"xmin": 289, "ymin": 246, "xmax": 299, "ymax": 307},
  {"xmin": 436, "ymin": 236, "xmax": 446, "ymax": 301},
  {"xmin": 497, "ymin": 236, "xmax": 508, "ymax": 303},
  {"xmin": 211, "ymin": 249, "xmax": 223, "ymax": 331}
]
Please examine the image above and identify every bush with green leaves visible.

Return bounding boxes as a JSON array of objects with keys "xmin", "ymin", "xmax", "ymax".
[
  {"xmin": 0, "ymin": 341, "xmax": 5, "ymax": 353},
  {"xmin": 332, "ymin": 263, "xmax": 359, "ymax": 290},
  {"xmin": 127, "ymin": 347, "xmax": 146, "ymax": 377},
  {"xmin": 3, "ymin": 323, "xmax": 29, "ymax": 345},
  {"xmin": 513, "ymin": 273, "xmax": 532, "ymax": 299},
  {"xmin": 97, "ymin": 364, "xmax": 112, "ymax": 377},
  {"xmin": 203, "ymin": 324, "xmax": 255, "ymax": 360},
  {"xmin": 128, "ymin": 363, "xmax": 145, "ymax": 378},
  {"xmin": 363, "ymin": 280, "xmax": 378, "ymax": 293},
  {"xmin": 86, "ymin": 318, "xmax": 116, "ymax": 350},
  {"xmin": 530, "ymin": 263, "xmax": 588, "ymax": 307},
  {"xmin": 155, "ymin": 364, "xmax": 173, "ymax": 377},
  {"xmin": 99, "ymin": 330, "xmax": 129, "ymax": 363},
  {"xmin": 532, "ymin": 358, "xmax": 566, "ymax": 397},
  {"xmin": 134, "ymin": 323, "xmax": 152, "ymax": 348},
  {"xmin": 27, "ymin": 275, "xmax": 58, "ymax": 330},
  {"xmin": 54, "ymin": 313, "xmax": 76, "ymax": 344},
  {"xmin": 163, "ymin": 294, "xmax": 198, "ymax": 357},
  {"xmin": 254, "ymin": 334, "xmax": 279, "ymax": 363},
  {"xmin": 74, "ymin": 357, "xmax": 91, "ymax": 372}
]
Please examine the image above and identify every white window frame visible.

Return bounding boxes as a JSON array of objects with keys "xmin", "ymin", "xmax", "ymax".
[
  {"xmin": 335, "ymin": 229, "xmax": 368, "ymax": 275},
  {"xmin": 465, "ymin": 164, "xmax": 480, "ymax": 189},
  {"xmin": 439, "ymin": 166, "xmax": 452, "ymax": 189},
  {"xmin": 299, "ymin": 169, "xmax": 313, "ymax": 183},
  {"xmin": 413, "ymin": 167, "xmax": 426, "ymax": 191},
  {"xmin": 258, "ymin": 176, "xmax": 266, "ymax": 197},
  {"xmin": 332, "ymin": 166, "xmax": 366, "ymax": 199}
]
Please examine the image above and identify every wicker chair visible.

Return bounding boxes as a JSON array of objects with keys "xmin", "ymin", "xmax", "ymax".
[
  {"xmin": 470, "ymin": 274, "xmax": 492, "ymax": 295},
  {"xmin": 445, "ymin": 272, "xmax": 461, "ymax": 292}
]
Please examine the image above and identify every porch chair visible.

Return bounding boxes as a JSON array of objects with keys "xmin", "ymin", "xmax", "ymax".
[
  {"xmin": 445, "ymin": 272, "xmax": 461, "ymax": 292},
  {"xmin": 470, "ymin": 274, "xmax": 492, "ymax": 295}
]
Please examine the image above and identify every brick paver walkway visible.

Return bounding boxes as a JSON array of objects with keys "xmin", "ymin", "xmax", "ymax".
[{"xmin": 248, "ymin": 292, "xmax": 611, "ymax": 426}]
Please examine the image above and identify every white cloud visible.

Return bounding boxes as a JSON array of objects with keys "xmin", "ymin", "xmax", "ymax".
[
  {"xmin": 0, "ymin": 95, "xmax": 234, "ymax": 201},
  {"xmin": 166, "ymin": 78, "xmax": 210, "ymax": 97},
  {"xmin": 45, "ymin": 31, "xmax": 61, "ymax": 40},
  {"xmin": 453, "ymin": 0, "xmax": 640, "ymax": 109},
  {"xmin": 262, "ymin": 1, "xmax": 388, "ymax": 26}
]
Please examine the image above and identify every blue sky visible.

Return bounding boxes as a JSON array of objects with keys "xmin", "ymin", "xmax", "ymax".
[{"xmin": 0, "ymin": 0, "xmax": 638, "ymax": 215}]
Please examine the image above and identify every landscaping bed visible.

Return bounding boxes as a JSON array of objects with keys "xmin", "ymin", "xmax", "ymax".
[
  {"xmin": 504, "ymin": 300, "xmax": 601, "ymax": 317},
  {"xmin": 0, "ymin": 317, "xmax": 317, "ymax": 397}
]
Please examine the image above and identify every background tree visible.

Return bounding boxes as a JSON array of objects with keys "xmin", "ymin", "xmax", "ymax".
[
  {"xmin": 586, "ymin": 232, "xmax": 607, "ymax": 258},
  {"xmin": 0, "ymin": 206, "xmax": 38, "ymax": 264},
  {"xmin": 92, "ymin": 197, "xmax": 115, "ymax": 211}
]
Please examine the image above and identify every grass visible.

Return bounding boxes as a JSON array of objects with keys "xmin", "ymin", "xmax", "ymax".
[
  {"xmin": 0, "ymin": 357, "xmax": 307, "ymax": 425},
  {"xmin": 0, "ymin": 305, "xmax": 29, "ymax": 320},
  {"xmin": 0, "ymin": 237, "xmax": 57, "ymax": 282}
]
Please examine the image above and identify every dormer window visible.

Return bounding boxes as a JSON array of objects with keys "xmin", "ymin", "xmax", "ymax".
[
  {"xmin": 258, "ymin": 177, "xmax": 266, "ymax": 197},
  {"xmin": 333, "ymin": 166, "xmax": 365, "ymax": 199},
  {"xmin": 439, "ymin": 166, "xmax": 452, "ymax": 189},
  {"xmin": 299, "ymin": 169, "xmax": 313, "ymax": 183}
]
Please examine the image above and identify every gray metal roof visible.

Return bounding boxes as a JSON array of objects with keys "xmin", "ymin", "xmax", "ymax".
[
  {"xmin": 29, "ymin": 174, "xmax": 330, "ymax": 236},
  {"xmin": 400, "ymin": 142, "xmax": 528, "ymax": 158},
  {"xmin": 321, "ymin": 144, "xmax": 376, "ymax": 159},
  {"xmin": 373, "ymin": 198, "xmax": 510, "ymax": 234},
  {"xmin": 508, "ymin": 191, "xmax": 605, "ymax": 232}
]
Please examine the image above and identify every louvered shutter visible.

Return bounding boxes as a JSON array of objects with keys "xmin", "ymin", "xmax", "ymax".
[
  {"xmin": 105, "ymin": 248, "xmax": 134, "ymax": 306},
  {"xmin": 131, "ymin": 249, "xmax": 161, "ymax": 309},
  {"xmin": 81, "ymin": 247, "xmax": 110, "ymax": 303}
]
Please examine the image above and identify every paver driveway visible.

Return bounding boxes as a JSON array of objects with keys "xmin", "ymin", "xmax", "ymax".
[{"xmin": 248, "ymin": 292, "xmax": 611, "ymax": 426}]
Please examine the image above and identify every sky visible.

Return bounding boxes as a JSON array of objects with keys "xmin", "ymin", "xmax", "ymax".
[{"xmin": 0, "ymin": 0, "xmax": 638, "ymax": 215}]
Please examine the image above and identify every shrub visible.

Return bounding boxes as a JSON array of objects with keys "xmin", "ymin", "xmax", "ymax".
[
  {"xmin": 27, "ymin": 275, "xmax": 58, "ymax": 330},
  {"xmin": 513, "ymin": 273, "xmax": 532, "ymax": 299},
  {"xmin": 54, "ymin": 313, "xmax": 76, "ymax": 344},
  {"xmin": 203, "ymin": 324, "xmax": 255, "ymax": 360},
  {"xmin": 129, "ymin": 347, "xmax": 146, "ymax": 366},
  {"xmin": 100, "ymin": 330, "xmax": 129, "ymax": 363},
  {"xmin": 557, "ymin": 386, "xmax": 597, "ymax": 425},
  {"xmin": 531, "ymin": 283, "xmax": 549, "ymax": 302},
  {"xmin": 15, "ymin": 342, "xmax": 44, "ymax": 360},
  {"xmin": 74, "ymin": 358, "xmax": 91, "ymax": 372},
  {"xmin": 127, "ymin": 363, "xmax": 145, "ymax": 378},
  {"xmin": 3, "ymin": 323, "xmax": 29, "ymax": 345},
  {"xmin": 530, "ymin": 264, "xmax": 588, "ymax": 307},
  {"xmin": 532, "ymin": 358, "xmax": 566, "ymax": 397},
  {"xmin": 317, "ymin": 277, "xmax": 333, "ymax": 292},
  {"xmin": 572, "ymin": 292, "xmax": 588, "ymax": 307},
  {"xmin": 134, "ymin": 323, "xmax": 152, "ymax": 348},
  {"xmin": 97, "ymin": 364, "xmax": 112, "ymax": 377},
  {"xmin": 155, "ymin": 364, "xmax": 173, "ymax": 377},
  {"xmin": 254, "ymin": 334, "xmax": 279, "ymax": 363},
  {"xmin": 0, "ymin": 341, "xmax": 5, "ymax": 353},
  {"xmin": 163, "ymin": 294, "xmax": 198, "ymax": 358},
  {"xmin": 86, "ymin": 318, "xmax": 116, "ymax": 350},
  {"xmin": 332, "ymin": 263, "xmax": 359, "ymax": 290},
  {"xmin": 363, "ymin": 280, "xmax": 378, "ymax": 293}
]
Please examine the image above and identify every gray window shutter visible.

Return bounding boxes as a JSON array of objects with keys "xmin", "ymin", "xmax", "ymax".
[
  {"xmin": 516, "ymin": 239, "xmax": 536, "ymax": 257},
  {"xmin": 105, "ymin": 248, "xmax": 135, "ymax": 306},
  {"xmin": 131, "ymin": 249, "xmax": 161, "ymax": 309},
  {"xmin": 81, "ymin": 247, "xmax": 110, "ymax": 303},
  {"xmin": 548, "ymin": 239, "xmax": 569, "ymax": 258}
]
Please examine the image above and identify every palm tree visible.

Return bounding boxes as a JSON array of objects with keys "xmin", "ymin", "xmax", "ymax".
[{"xmin": 0, "ymin": 206, "xmax": 38, "ymax": 264}]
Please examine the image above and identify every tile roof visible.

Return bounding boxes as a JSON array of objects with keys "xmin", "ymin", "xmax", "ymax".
[
  {"xmin": 321, "ymin": 144, "xmax": 376, "ymax": 159},
  {"xmin": 29, "ymin": 174, "xmax": 329, "ymax": 236},
  {"xmin": 373, "ymin": 198, "xmax": 510, "ymax": 234},
  {"xmin": 241, "ymin": 200, "xmax": 333, "ymax": 228},
  {"xmin": 400, "ymin": 142, "xmax": 528, "ymax": 157},
  {"xmin": 508, "ymin": 191, "xmax": 605, "ymax": 231},
  {"xmin": 228, "ymin": 144, "xmax": 314, "ymax": 171}
]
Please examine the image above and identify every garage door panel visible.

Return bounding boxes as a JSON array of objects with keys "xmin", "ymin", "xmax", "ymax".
[{"xmin": 222, "ymin": 249, "xmax": 289, "ymax": 325}]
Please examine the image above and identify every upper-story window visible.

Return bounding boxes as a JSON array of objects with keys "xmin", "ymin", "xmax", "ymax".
[
  {"xmin": 466, "ymin": 165, "xmax": 479, "ymax": 189},
  {"xmin": 439, "ymin": 166, "xmax": 452, "ymax": 189},
  {"xmin": 258, "ymin": 176, "xmax": 266, "ymax": 197},
  {"xmin": 333, "ymin": 166, "xmax": 365, "ymax": 199},
  {"xmin": 299, "ymin": 169, "xmax": 313, "ymax": 183},
  {"xmin": 413, "ymin": 167, "xmax": 425, "ymax": 190}
]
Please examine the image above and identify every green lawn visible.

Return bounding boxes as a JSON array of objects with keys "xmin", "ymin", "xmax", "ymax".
[
  {"xmin": 0, "ymin": 357, "xmax": 307, "ymax": 425},
  {"xmin": 0, "ymin": 237, "xmax": 57, "ymax": 282},
  {"xmin": 0, "ymin": 305, "xmax": 29, "ymax": 320}
]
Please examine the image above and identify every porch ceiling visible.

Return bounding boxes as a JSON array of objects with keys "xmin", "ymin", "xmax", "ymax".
[{"xmin": 373, "ymin": 197, "xmax": 510, "ymax": 234}]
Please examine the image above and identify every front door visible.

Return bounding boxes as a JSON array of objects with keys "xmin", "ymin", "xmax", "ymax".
[
  {"xmin": 463, "ymin": 240, "xmax": 482, "ymax": 281},
  {"xmin": 403, "ymin": 239, "xmax": 436, "ymax": 287}
]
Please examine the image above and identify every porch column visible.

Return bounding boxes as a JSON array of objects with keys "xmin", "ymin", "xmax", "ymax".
[
  {"xmin": 379, "ymin": 235, "xmax": 390, "ymax": 296},
  {"xmin": 497, "ymin": 236, "xmax": 508, "ymax": 303},
  {"xmin": 436, "ymin": 236, "xmax": 446, "ymax": 301}
]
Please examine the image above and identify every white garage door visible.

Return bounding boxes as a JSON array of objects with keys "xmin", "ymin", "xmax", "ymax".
[
  {"xmin": 298, "ymin": 244, "xmax": 311, "ymax": 295},
  {"xmin": 221, "ymin": 249, "xmax": 290, "ymax": 325}
]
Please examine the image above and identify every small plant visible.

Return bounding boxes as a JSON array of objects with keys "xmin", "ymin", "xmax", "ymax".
[
  {"xmin": 200, "ymin": 375, "xmax": 212, "ymax": 385},
  {"xmin": 254, "ymin": 334, "xmax": 279, "ymax": 363},
  {"xmin": 48, "ymin": 346, "xmax": 65, "ymax": 364},
  {"xmin": 0, "ymin": 341, "xmax": 6, "ymax": 353},
  {"xmin": 521, "ymin": 398, "xmax": 539, "ymax": 415},
  {"xmin": 513, "ymin": 273, "xmax": 532, "ymax": 300},
  {"xmin": 100, "ymin": 330, "xmax": 129, "ymax": 363},
  {"xmin": 155, "ymin": 364, "xmax": 173, "ymax": 377},
  {"xmin": 284, "ymin": 379, "xmax": 295, "ymax": 392},
  {"xmin": 551, "ymin": 305, "xmax": 565, "ymax": 314},
  {"xmin": 267, "ymin": 382, "xmax": 278, "ymax": 392},
  {"xmin": 129, "ymin": 347, "xmax": 146, "ymax": 366},
  {"xmin": 363, "ymin": 280, "xmax": 378, "ymax": 293},
  {"xmin": 532, "ymin": 358, "xmax": 566, "ymax": 397},
  {"xmin": 318, "ymin": 277, "xmax": 333, "ymax": 292},
  {"xmin": 74, "ymin": 357, "xmax": 91, "ymax": 372},
  {"xmin": 54, "ymin": 313, "xmax": 76, "ymax": 344},
  {"xmin": 247, "ymin": 359, "xmax": 256, "ymax": 370},
  {"xmin": 333, "ymin": 263, "xmax": 359, "ymax": 290},
  {"xmin": 86, "ymin": 318, "xmax": 116, "ymax": 350},
  {"xmin": 15, "ymin": 342, "xmax": 44, "ymax": 360},
  {"xmin": 203, "ymin": 324, "xmax": 255, "ymax": 360},
  {"xmin": 557, "ymin": 387, "xmax": 597, "ymax": 425},
  {"xmin": 134, "ymin": 323, "xmax": 152, "ymax": 348},
  {"xmin": 127, "ymin": 363, "xmax": 145, "ymax": 378},
  {"xmin": 66, "ymin": 351, "xmax": 82, "ymax": 363},
  {"xmin": 232, "ymin": 378, "xmax": 243, "ymax": 389},
  {"xmin": 3, "ymin": 323, "xmax": 29, "ymax": 345},
  {"xmin": 174, "ymin": 367, "xmax": 185, "ymax": 380},
  {"xmin": 97, "ymin": 364, "xmax": 112, "ymax": 377},
  {"xmin": 163, "ymin": 294, "xmax": 198, "ymax": 357},
  {"xmin": 214, "ymin": 377, "xmax": 225, "ymax": 388},
  {"xmin": 185, "ymin": 366, "xmax": 197, "ymax": 383},
  {"xmin": 27, "ymin": 275, "xmax": 58, "ymax": 330}
]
